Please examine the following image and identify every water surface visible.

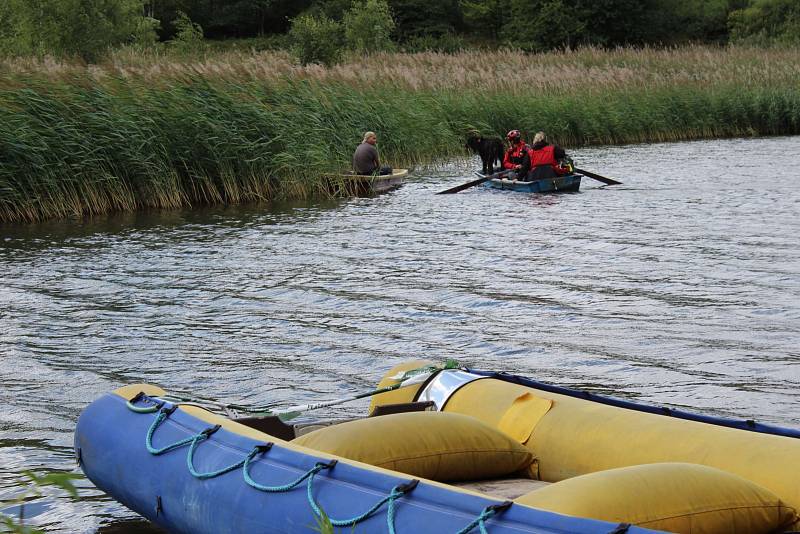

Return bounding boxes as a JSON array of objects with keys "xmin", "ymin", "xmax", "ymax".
[{"xmin": 1, "ymin": 136, "xmax": 799, "ymax": 532}]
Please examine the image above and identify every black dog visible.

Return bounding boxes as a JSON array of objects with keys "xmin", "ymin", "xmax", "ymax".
[{"xmin": 465, "ymin": 134, "xmax": 505, "ymax": 174}]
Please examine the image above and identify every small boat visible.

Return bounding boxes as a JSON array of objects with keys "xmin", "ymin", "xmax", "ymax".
[
  {"xmin": 75, "ymin": 361, "xmax": 800, "ymax": 534},
  {"xmin": 325, "ymin": 169, "xmax": 408, "ymax": 196},
  {"xmin": 483, "ymin": 173, "xmax": 581, "ymax": 193}
]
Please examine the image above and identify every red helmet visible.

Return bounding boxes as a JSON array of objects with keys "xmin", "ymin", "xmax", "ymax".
[{"xmin": 506, "ymin": 129, "xmax": 521, "ymax": 141}]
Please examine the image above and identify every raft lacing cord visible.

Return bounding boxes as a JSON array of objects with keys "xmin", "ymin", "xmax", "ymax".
[
  {"xmin": 307, "ymin": 473, "xmax": 418, "ymax": 531},
  {"xmin": 127, "ymin": 391, "xmax": 240, "ymax": 417},
  {"xmin": 456, "ymin": 502, "xmax": 513, "ymax": 534},
  {"xmin": 130, "ymin": 396, "xmax": 421, "ymax": 531}
]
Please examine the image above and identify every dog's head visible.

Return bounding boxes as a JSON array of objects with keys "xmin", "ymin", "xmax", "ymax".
[{"xmin": 465, "ymin": 134, "xmax": 483, "ymax": 152}]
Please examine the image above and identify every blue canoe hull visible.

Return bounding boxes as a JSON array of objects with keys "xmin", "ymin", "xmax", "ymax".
[
  {"xmin": 484, "ymin": 174, "xmax": 581, "ymax": 193},
  {"xmin": 74, "ymin": 390, "xmax": 661, "ymax": 534}
]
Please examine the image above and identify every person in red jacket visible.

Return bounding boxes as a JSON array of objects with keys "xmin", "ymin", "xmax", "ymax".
[
  {"xmin": 528, "ymin": 131, "xmax": 570, "ymax": 181},
  {"xmin": 502, "ymin": 130, "xmax": 531, "ymax": 179}
]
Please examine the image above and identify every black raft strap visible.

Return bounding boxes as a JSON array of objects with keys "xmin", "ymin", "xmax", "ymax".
[{"xmin": 609, "ymin": 523, "xmax": 631, "ymax": 534}]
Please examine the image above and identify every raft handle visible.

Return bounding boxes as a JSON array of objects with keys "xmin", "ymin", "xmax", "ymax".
[
  {"xmin": 201, "ymin": 425, "xmax": 222, "ymax": 438},
  {"xmin": 487, "ymin": 501, "xmax": 513, "ymax": 513},
  {"xmin": 396, "ymin": 479, "xmax": 419, "ymax": 493},
  {"xmin": 318, "ymin": 459, "xmax": 338, "ymax": 470},
  {"xmin": 255, "ymin": 443, "xmax": 273, "ymax": 454}
]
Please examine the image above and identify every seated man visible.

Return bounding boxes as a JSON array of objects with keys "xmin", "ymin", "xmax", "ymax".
[
  {"xmin": 529, "ymin": 131, "xmax": 570, "ymax": 181},
  {"xmin": 353, "ymin": 131, "xmax": 392, "ymax": 175},
  {"xmin": 502, "ymin": 130, "xmax": 531, "ymax": 180}
]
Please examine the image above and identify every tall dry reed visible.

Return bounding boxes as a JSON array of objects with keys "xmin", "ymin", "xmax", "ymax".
[{"xmin": 1, "ymin": 45, "xmax": 798, "ymax": 222}]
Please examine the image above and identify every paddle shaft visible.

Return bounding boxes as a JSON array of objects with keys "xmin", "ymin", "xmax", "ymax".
[
  {"xmin": 574, "ymin": 167, "xmax": 623, "ymax": 186},
  {"xmin": 269, "ymin": 361, "xmax": 458, "ymax": 419},
  {"xmin": 272, "ymin": 382, "xmax": 404, "ymax": 417},
  {"xmin": 436, "ymin": 169, "xmax": 515, "ymax": 194}
]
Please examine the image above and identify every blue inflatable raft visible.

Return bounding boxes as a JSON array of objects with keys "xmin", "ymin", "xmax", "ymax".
[{"xmin": 74, "ymin": 363, "xmax": 800, "ymax": 533}]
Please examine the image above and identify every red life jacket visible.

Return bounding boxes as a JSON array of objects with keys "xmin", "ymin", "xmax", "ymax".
[
  {"xmin": 531, "ymin": 144, "xmax": 568, "ymax": 175},
  {"xmin": 503, "ymin": 142, "xmax": 530, "ymax": 169}
]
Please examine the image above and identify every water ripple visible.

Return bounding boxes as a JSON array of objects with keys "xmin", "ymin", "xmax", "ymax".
[{"xmin": 1, "ymin": 136, "xmax": 799, "ymax": 531}]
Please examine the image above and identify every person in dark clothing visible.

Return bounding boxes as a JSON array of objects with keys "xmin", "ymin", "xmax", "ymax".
[
  {"xmin": 353, "ymin": 131, "xmax": 392, "ymax": 175},
  {"xmin": 501, "ymin": 130, "xmax": 531, "ymax": 179},
  {"xmin": 528, "ymin": 131, "xmax": 570, "ymax": 181}
]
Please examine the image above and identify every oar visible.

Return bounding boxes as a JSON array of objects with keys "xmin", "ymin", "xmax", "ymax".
[
  {"xmin": 573, "ymin": 167, "xmax": 623, "ymax": 186},
  {"xmin": 255, "ymin": 359, "xmax": 460, "ymax": 421},
  {"xmin": 436, "ymin": 169, "xmax": 515, "ymax": 195}
]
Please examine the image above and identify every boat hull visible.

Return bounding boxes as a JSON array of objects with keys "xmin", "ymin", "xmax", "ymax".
[
  {"xmin": 484, "ymin": 174, "xmax": 581, "ymax": 193},
  {"xmin": 326, "ymin": 169, "xmax": 408, "ymax": 196}
]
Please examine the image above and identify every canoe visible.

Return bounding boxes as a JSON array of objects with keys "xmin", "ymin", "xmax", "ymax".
[
  {"xmin": 75, "ymin": 362, "xmax": 800, "ymax": 534},
  {"xmin": 483, "ymin": 174, "xmax": 581, "ymax": 193},
  {"xmin": 325, "ymin": 169, "xmax": 408, "ymax": 196}
]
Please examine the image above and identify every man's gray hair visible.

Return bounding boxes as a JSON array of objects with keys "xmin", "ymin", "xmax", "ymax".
[
  {"xmin": 362, "ymin": 131, "xmax": 376, "ymax": 143},
  {"xmin": 533, "ymin": 131, "xmax": 546, "ymax": 144}
]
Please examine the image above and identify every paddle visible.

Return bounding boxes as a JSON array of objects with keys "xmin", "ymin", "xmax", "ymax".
[
  {"xmin": 270, "ymin": 359, "xmax": 460, "ymax": 421},
  {"xmin": 573, "ymin": 167, "xmax": 623, "ymax": 186},
  {"xmin": 240, "ymin": 359, "xmax": 460, "ymax": 421},
  {"xmin": 436, "ymin": 169, "xmax": 515, "ymax": 195}
]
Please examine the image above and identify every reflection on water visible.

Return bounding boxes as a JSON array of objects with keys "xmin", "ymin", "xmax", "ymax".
[{"xmin": 1, "ymin": 136, "xmax": 799, "ymax": 532}]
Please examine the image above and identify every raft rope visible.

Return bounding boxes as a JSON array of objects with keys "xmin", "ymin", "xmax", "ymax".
[
  {"xmin": 456, "ymin": 502, "xmax": 513, "ymax": 534},
  {"xmin": 130, "ymin": 396, "xmax": 429, "ymax": 532}
]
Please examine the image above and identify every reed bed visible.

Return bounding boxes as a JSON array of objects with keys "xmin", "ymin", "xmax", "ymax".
[{"xmin": 1, "ymin": 45, "xmax": 799, "ymax": 222}]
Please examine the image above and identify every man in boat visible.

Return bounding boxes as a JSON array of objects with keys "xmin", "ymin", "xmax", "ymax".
[
  {"xmin": 528, "ymin": 131, "xmax": 571, "ymax": 181},
  {"xmin": 353, "ymin": 131, "xmax": 392, "ymax": 175},
  {"xmin": 501, "ymin": 130, "xmax": 532, "ymax": 180}
]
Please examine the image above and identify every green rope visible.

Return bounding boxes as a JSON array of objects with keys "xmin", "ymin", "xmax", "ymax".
[
  {"xmin": 186, "ymin": 426, "xmax": 248, "ymax": 479},
  {"xmin": 243, "ymin": 448, "xmax": 335, "ymax": 493},
  {"xmin": 145, "ymin": 407, "xmax": 204, "ymax": 455},
  {"xmin": 126, "ymin": 392, "xmax": 162, "ymax": 413},
  {"xmin": 456, "ymin": 502, "xmax": 513, "ymax": 534},
  {"xmin": 307, "ymin": 471, "xmax": 418, "ymax": 531},
  {"xmin": 127, "ymin": 391, "xmax": 510, "ymax": 533}
]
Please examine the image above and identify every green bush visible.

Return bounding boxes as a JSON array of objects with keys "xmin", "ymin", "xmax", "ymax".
[
  {"xmin": 0, "ymin": 0, "xmax": 155, "ymax": 62},
  {"xmin": 401, "ymin": 32, "xmax": 466, "ymax": 53},
  {"xmin": 288, "ymin": 13, "xmax": 344, "ymax": 66},
  {"xmin": 729, "ymin": 0, "xmax": 800, "ymax": 45},
  {"xmin": 343, "ymin": 0, "xmax": 395, "ymax": 54},
  {"xmin": 169, "ymin": 11, "xmax": 204, "ymax": 54}
]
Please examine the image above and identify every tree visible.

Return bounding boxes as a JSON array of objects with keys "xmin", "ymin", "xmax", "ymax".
[
  {"xmin": 729, "ymin": 0, "xmax": 800, "ymax": 45},
  {"xmin": 388, "ymin": 0, "xmax": 463, "ymax": 41},
  {"xmin": 343, "ymin": 0, "xmax": 395, "ymax": 53},
  {"xmin": 0, "ymin": 0, "xmax": 154, "ymax": 61},
  {"xmin": 288, "ymin": 12, "xmax": 344, "ymax": 65},
  {"xmin": 169, "ymin": 10, "xmax": 204, "ymax": 52},
  {"xmin": 460, "ymin": 0, "xmax": 508, "ymax": 41},
  {"xmin": 502, "ymin": 0, "xmax": 585, "ymax": 50}
]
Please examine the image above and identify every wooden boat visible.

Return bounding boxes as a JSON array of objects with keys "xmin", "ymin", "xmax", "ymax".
[
  {"xmin": 482, "ymin": 173, "xmax": 581, "ymax": 193},
  {"xmin": 75, "ymin": 361, "xmax": 800, "ymax": 534},
  {"xmin": 325, "ymin": 169, "xmax": 408, "ymax": 196}
]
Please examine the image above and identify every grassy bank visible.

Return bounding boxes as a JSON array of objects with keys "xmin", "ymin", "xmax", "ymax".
[{"xmin": 1, "ymin": 45, "xmax": 799, "ymax": 222}]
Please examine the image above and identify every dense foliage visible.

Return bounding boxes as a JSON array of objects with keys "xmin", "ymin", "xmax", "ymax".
[{"xmin": 0, "ymin": 0, "xmax": 798, "ymax": 62}]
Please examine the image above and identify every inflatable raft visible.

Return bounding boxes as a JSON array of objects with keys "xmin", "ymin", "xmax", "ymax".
[{"xmin": 75, "ymin": 361, "xmax": 800, "ymax": 533}]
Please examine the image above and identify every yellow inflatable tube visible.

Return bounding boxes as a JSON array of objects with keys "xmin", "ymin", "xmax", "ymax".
[{"xmin": 370, "ymin": 364, "xmax": 800, "ymax": 522}]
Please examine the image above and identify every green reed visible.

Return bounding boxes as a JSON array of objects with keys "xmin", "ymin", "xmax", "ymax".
[{"xmin": 1, "ymin": 45, "xmax": 799, "ymax": 222}]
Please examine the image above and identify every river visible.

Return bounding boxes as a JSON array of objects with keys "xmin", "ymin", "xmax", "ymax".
[{"xmin": 1, "ymin": 136, "xmax": 799, "ymax": 532}]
